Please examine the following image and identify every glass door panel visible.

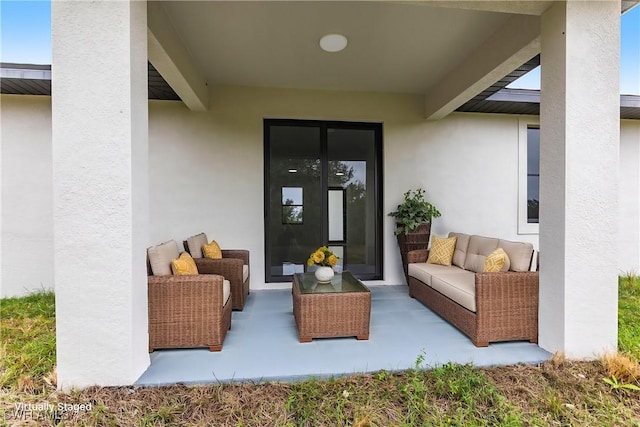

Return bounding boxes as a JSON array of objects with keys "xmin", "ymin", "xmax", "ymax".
[
  {"xmin": 327, "ymin": 128, "xmax": 380, "ymax": 278},
  {"xmin": 266, "ymin": 124, "xmax": 321, "ymax": 280}
]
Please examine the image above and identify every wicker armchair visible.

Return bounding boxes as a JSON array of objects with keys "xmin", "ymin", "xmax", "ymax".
[
  {"xmin": 184, "ymin": 233, "xmax": 250, "ymax": 311},
  {"xmin": 147, "ymin": 240, "xmax": 232, "ymax": 352}
]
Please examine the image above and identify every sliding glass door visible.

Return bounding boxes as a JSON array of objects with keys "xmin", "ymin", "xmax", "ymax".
[{"xmin": 264, "ymin": 120, "xmax": 382, "ymax": 282}]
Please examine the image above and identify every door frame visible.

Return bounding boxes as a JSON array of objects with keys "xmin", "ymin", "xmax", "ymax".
[{"xmin": 263, "ymin": 118, "xmax": 384, "ymax": 282}]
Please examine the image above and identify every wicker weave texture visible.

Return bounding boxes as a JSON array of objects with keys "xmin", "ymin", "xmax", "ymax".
[
  {"xmin": 187, "ymin": 245, "xmax": 251, "ymax": 311},
  {"xmin": 409, "ymin": 277, "xmax": 477, "ymax": 340},
  {"xmin": 396, "ymin": 224, "xmax": 431, "ymax": 282},
  {"xmin": 475, "ymin": 272, "xmax": 538, "ymax": 345},
  {"xmin": 409, "ymin": 271, "xmax": 538, "ymax": 347},
  {"xmin": 292, "ymin": 275, "xmax": 371, "ymax": 342},
  {"xmin": 407, "ymin": 249, "xmax": 429, "ymax": 264},
  {"xmin": 148, "ymin": 274, "xmax": 231, "ymax": 352}
]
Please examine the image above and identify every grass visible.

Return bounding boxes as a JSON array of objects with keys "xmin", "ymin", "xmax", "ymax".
[
  {"xmin": 1, "ymin": 278, "xmax": 639, "ymax": 426},
  {"xmin": 619, "ymin": 272, "xmax": 640, "ymax": 359},
  {"xmin": 0, "ymin": 290, "xmax": 56, "ymax": 393}
]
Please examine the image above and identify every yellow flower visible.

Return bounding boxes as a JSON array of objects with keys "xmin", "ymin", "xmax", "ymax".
[
  {"xmin": 307, "ymin": 257, "xmax": 314, "ymax": 266},
  {"xmin": 312, "ymin": 251, "xmax": 325, "ymax": 263},
  {"xmin": 328, "ymin": 255, "xmax": 338, "ymax": 267}
]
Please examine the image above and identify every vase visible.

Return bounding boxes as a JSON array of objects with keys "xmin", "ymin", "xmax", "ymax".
[{"xmin": 314, "ymin": 266, "xmax": 334, "ymax": 283}]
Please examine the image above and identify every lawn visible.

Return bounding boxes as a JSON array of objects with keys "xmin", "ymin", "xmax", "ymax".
[{"xmin": 1, "ymin": 277, "xmax": 639, "ymax": 426}]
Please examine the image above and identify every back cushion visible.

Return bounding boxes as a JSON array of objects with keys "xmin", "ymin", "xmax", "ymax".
[
  {"xmin": 498, "ymin": 239, "xmax": 534, "ymax": 272},
  {"xmin": 148, "ymin": 240, "xmax": 180, "ymax": 276},
  {"xmin": 448, "ymin": 232, "xmax": 471, "ymax": 268},
  {"xmin": 186, "ymin": 233, "xmax": 208, "ymax": 258},
  {"xmin": 463, "ymin": 235, "xmax": 499, "ymax": 273}
]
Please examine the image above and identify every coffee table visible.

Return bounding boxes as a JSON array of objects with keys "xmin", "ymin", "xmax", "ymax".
[{"xmin": 292, "ymin": 271, "xmax": 371, "ymax": 342}]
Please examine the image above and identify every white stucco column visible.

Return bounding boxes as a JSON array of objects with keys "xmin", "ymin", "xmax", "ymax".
[
  {"xmin": 52, "ymin": 1, "xmax": 149, "ymax": 388},
  {"xmin": 539, "ymin": 1, "xmax": 620, "ymax": 358}
]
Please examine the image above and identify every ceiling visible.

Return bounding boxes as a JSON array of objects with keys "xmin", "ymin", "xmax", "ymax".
[{"xmin": 159, "ymin": 1, "xmax": 518, "ymax": 94}]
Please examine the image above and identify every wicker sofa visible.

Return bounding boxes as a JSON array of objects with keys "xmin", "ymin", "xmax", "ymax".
[
  {"xmin": 407, "ymin": 232, "xmax": 538, "ymax": 347},
  {"xmin": 147, "ymin": 240, "xmax": 232, "ymax": 352}
]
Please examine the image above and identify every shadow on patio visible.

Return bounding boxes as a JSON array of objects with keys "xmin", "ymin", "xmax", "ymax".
[{"xmin": 136, "ymin": 285, "xmax": 550, "ymax": 386}]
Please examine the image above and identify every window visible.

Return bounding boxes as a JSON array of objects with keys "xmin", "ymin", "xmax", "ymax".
[
  {"xmin": 282, "ymin": 187, "xmax": 303, "ymax": 224},
  {"xmin": 518, "ymin": 118, "xmax": 540, "ymax": 234}
]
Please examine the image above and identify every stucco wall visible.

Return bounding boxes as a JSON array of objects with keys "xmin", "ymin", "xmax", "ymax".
[
  {"xmin": 148, "ymin": 86, "xmax": 532, "ymax": 288},
  {"xmin": 1, "ymin": 89, "xmax": 639, "ymax": 296},
  {"xmin": 620, "ymin": 120, "xmax": 640, "ymax": 274},
  {"xmin": 1, "ymin": 95, "xmax": 53, "ymax": 297}
]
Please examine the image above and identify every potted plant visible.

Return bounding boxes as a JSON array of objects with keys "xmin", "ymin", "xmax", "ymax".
[
  {"xmin": 388, "ymin": 188, "xmax": 441, "ymax": 281},
  {"xmin": 307, "ymin": 246, "xmax": 339, "ymax": 283}
]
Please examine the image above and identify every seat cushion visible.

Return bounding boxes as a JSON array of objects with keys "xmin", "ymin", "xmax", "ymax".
[
  {"xmin": 498, "ymin": 239, "xmax": 534, "ymax": 272},
  {"xmin": 448, "ymin": 232, "xmax": 471, "ymax": 269},
  {"xmin": 427, "ymin": 235, "xmax": 457, "ymax": 266},
  {"xmin": 223, "ymin": 279, "xmax": 231, "ymax": 306},
  {"xmin": 430, "ymin": 272, "xmax": 477, "ymax": 312},
  {"xmin": 243, "ymin": 264, "xmax": 249, "ymax": 282},
  {"xmin": 148, "ymin": 240, "xmax": 180, "ymax": 276},
  {"xmin": 186, "ymin": 233, "xmax": 208, "ymax": 258},
  {"xmin": 464, "ymin": 235, "xmax": 500, "ymax": 273},
  {"xmin": 171, "ymin": 252, "xmax": 199, "ymax": 275},
  {"xmin": 408, "ymin": 263, "xmax": 466, "ymax": 287}
]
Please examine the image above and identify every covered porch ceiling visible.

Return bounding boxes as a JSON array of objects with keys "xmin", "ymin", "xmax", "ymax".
[{"xmin": 148, "ymin": 1, "xmax": 551, "ymax": 118}]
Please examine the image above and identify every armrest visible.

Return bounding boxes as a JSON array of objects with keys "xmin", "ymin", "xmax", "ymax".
[
  {"xmin": 148, "ymin": 274, "xmax": 225, "ymax": 309},
  {"xmin": 407, "ymin": 249, "xmax": 429, "ymax": 263},
  {"xmin": 475, "ymin": 272, "xmax": 539, "ymax": 307},
  {"xmin": 221, "ymin": 249, "xmax": 250, "ymax": 265},
  {"xmin": 194, "ymin": 257, "xmax": 243, "ymax": 280}
]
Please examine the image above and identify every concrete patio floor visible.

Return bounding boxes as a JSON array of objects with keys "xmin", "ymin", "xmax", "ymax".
[{"xmin": 136, "ymin": 285, "xmax": 551, "ymax": 386}]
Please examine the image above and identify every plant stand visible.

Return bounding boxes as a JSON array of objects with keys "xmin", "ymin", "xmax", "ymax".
[{"xmin": 396, "ymin": 222, "xmax": 431, "ymax": 283}]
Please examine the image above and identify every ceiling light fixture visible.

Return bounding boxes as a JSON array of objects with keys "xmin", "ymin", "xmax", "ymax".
[
  {"xmin": 336, "ymin": 172, "xmax": 345, "ymax": 176},
  {"xmin": 288, "ymin": 169, "xmax": 298, "ymax": 173},
  {"xmin": 319, "ymin": 34, "xmax": 348, "ymax": 52}
]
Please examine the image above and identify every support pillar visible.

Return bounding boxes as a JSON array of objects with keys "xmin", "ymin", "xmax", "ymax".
[
  {"xmin": 539, "ymin": 1, "xmax": 620, "ymax": 357},
  {"xmin": 52, "ymin": 1, "xmax": 149, "ymax": 389}
]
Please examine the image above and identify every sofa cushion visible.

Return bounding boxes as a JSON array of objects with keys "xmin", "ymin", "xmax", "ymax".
[
  {"xmin": 186, "ymin": 233, "xmax": 208, "ymax": 258},
  {"xmin": 483, "ymin": 248, "xmax": 510, "ymax": 272},
  {"xmin": 430, "ymin": 271, "xmax": 476, "ymax": 312},
  {"xmin": 148, "ymin": 240, "xmax": 180, "ymax": 276},
  {"xmin": 171, "ymin": 252, "xmax": 199, "ymax": 275},
  {"xmin": 449, "ymin": 232, "xmax": 471, "ymax": 268},
  {"xmin": 498, "ymin": 239, "xmax": 534, "ymax": 272},
  {"xmin": 223, "ymin": 279, "xmax": 231, "ymax": 306},
  {"xmin": 427, "ymin": 235, "xmax": 457, "ymax": 266},
  {"xmin": 243, "ymin": 264, "xmax": 249, "ymax": 282},
  {"xmin": 408, "ymin": 263, "xmax": 467, "ymax": 287},
  {"xmin": 464, "ymin": 235, "xmax": 499, "ymax": 273},
  {"xmin": 203, "ymin": 240, "xmax": 223, "ymax": 259}
]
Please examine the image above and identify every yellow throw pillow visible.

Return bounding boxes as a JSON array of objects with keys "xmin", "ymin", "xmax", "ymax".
[
  {"xmin": 171, "ymin": 252, "xmax": 199, "ymax": 275},
  {"xmin": 202, "ymin": 240, "xmax": 222, "ymax": 259},
  {"xmin": 483, "ymin": 248, "xmax": 510, "ymax": 273},
  {"xmin": 427, "ymin": 235, "xmax": 457, "ymax": 266}
]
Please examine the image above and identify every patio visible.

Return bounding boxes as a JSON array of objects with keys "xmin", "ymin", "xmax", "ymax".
[
  {"xmin": 136, "ymin": 285, "xmax": 550, "ymax": 386},
  {"xmin": 35, "ymin": 1, "xmax": 628, "ymax": 389}
]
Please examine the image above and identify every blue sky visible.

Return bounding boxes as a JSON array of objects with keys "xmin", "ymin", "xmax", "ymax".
[
  {"xmin": 509, "ymin": 5, "xmax": 640, "ymax": 95},
  {"xmin": 1, "ymin": 1, "xmax": 638, "ymax": 94}
]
